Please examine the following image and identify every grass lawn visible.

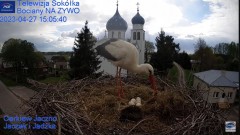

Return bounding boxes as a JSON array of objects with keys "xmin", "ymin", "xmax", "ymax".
[
  {"xmin": 167, "ymin": 66, "xmax": 178, "ymax": 83},
  {"xmin": 39, "ymin": 76, "xmax": 67, "ymax": 84},
  {"xmin": 0, "ymin": 75, "xmax": 18, "ymax": 86},
  {"xmin": 167, "ymin": 66, "xmax": 194, "ymax": 87},
  {"xmin": 184, "ymin": 70, "xmax": 194, "ymax": 87}
]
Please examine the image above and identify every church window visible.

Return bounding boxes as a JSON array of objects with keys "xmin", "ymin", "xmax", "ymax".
[
  {"xmin": 118, "ymin": 32, "xmax": 121, "ymax": 39},
  {"xmin": 112, "ymin": 31, "xmax": 114, "ymax": 38},
  {"xmin": 137, "ymin": 32, "xmax": 140, "ymax": 40},
  {"xmin": 133, "ymin": 32, "xmax": 136, "ymax": 40}
]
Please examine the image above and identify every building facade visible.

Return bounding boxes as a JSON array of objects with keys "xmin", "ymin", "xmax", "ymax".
[{"xmin": 193, "ymin": 70, "xmax": 239, "ymax": 104}]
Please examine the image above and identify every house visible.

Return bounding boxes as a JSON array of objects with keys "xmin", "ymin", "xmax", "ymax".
[
  {"xmin": 44, "ymin": 55, "xmax": 70, "ymax": 70},
  {"xmin": 193, "ymin": 70, "xmax": 239, "ymax": 104},
  {"xmin": 0, "ymin": 58, "xmax": 13, "ymax": 69},
  {"xmin": 50, "ymin": 56, "xmax": 69, "ymax": 70}
]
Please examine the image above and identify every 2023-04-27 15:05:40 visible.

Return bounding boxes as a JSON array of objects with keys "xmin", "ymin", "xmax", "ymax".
[{"xmin": 0, "ymin": 16, "xmax": 67, "ymax": 22}]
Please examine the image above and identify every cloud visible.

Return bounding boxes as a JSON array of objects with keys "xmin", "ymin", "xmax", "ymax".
[
  {"xmin": 185, "ymin": 35, "xmax": 196, "ymax": 39},
  {"xmin": 0, "ymin": 0, "xmax": 238, "ymax": 54},
  {"xmin": 163, "ymin": 0, "xmax": 239, "ymax": 53},
  {"xmin": 61, "ymin": 29, "xmax": 79, "ymax": 38}
]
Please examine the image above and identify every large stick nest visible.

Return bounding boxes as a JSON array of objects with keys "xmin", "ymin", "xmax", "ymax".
[{"xmin": 23, "ymin": 75, "xmax": 229, "ymax": 135}]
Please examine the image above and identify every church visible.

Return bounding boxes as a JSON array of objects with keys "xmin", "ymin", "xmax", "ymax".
[{"xmin": 97, "ymin": 1, "xmax": 146, "ymax": 76}]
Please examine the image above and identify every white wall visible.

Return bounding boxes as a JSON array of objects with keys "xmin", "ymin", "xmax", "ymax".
[
  {"xmin": 193, "ymin": 76, "xmax": 209, "ymax": 101},
  {"xmin": 98, "ymin": 57, "xmax": 127, "ymax": 76},
  {"xmin": 132, "ymin": 24, "xmax": 144, "ymax": 29},
  {"xmin": 193, "ymin": 76, "xmax": 237, "ymax": 103},
  {"xmin": 131, "ymin": 24, "xmax": 145, "ymax": 64},
  {"xmin": 107, "ymin": 30, "xmax": 126, "ymax": 40},
  {"xmin": 208, "ymin": 87, "xmax": 237, "ymax": 103}
]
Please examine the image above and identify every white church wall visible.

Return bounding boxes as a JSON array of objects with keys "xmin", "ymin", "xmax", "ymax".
[
  {"xmin": 98, "ymin": 57, "xmax": 127, "ymax": 76},
  {"xmin": 132, "ymin": 24, "xmax": 144, "ymax": 29},
  {"xmin": 131, "ymin": 28, "xmax": 145, "ymax": 64},
  {"xmin": 108, "ymin": 30, "xmax": 126, "ymax": 39}
]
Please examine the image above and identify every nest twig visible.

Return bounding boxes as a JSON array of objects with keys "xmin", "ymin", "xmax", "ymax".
[{"xmin": 24, "ymin": 75, "xmax": 229, "ymax": 135}]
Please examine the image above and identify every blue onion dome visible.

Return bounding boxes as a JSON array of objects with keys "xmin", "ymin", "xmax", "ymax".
[
  {"xmin": 106, "ymin": 8, "xmax": 128, "ymax": 31},
  {"xmin": 132, "ymin": 12, "xmax": 145, "ymax": 25}
]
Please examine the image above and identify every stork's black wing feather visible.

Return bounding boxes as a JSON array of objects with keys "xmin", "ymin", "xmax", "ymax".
[{"xmin": 95, "ymin": 38, "xmax": 119, "ymax": 61}]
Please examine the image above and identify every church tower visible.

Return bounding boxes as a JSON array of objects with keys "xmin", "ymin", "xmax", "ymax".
[
  {"xmin": 131, "ymin": 3, "xmax": 145, "ymax": 64},
  {"xmin": 98, "ymin": 0, "xmax": 128, "ymax": 76},
  {"xmin": 106, "ymin": 0, "xmax": 128, "ymax": 39}
]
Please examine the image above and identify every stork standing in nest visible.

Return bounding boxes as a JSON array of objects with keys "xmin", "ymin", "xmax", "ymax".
[{"xmin": 96, "ymin": 38, "xmax": 157, "ymax": 98}]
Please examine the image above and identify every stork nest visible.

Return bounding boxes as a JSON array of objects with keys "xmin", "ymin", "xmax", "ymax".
[{"xmin": 23, "ymin": 75, "xmax": 229, "ymax": 135}]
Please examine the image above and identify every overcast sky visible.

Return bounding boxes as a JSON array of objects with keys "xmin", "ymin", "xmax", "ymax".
[{"xmin": 0, "ymin": 0, "xmax": 239, "ymax": 54}]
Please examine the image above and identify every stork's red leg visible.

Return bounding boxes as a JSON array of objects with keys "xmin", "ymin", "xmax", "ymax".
[
  {"xmin": 119, "ymin": 68, "xmax": 124, "ymax": 97},
  {"xmin": 116, "ymin": 67, "xmax": 121, "ymax": 99},
  {"xmin": 149, "ymin": 75, "xmax": 158, "ymax": 97},
  {"xmin": 153, "ymin": 76, "xmax": 157, "ymax": 96}
]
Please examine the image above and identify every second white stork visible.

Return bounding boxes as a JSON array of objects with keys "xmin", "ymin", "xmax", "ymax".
[{"xmin": 95, "ymin": 38, "xmax": 157, "ymax": 98}]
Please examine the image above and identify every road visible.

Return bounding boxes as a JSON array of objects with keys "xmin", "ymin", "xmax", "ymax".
[
  {"xmin": 0, "ymin": 81, "xmax": 26, "ymax": 116},
  {"xmin": 0, "ymin": 81, "xmax": 32, "ymax": 134},
  {"xmin": 173, "ymin": 62, "xmax": 186, "ymax": 87}
]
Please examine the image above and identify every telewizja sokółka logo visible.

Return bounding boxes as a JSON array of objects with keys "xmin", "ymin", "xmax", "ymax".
[
  {"xmin": 0, "ymin": 1, "xmax": 15, "ymax": 13},
  {"xmin": 225, "ymin": 121, "xmax": 236, "ymax": 132}
]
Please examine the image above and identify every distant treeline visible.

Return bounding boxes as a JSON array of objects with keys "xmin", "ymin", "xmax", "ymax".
[{"xmin": 41, "ymin": 51, "xmax": 73, "ymax": 55}]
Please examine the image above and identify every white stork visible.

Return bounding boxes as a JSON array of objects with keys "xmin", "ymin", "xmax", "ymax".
[{"xmin": 95, "ymin": 38, "xmax": 157, "ymax": 98}]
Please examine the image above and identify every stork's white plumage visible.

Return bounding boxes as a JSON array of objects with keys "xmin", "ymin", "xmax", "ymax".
[{"xmin": 96, "ymin": 38, "xmax": 157, "ymax": 98}]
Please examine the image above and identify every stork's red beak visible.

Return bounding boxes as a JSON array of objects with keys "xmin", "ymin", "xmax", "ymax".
[{"xmin": 149, "ymin": 74, "xmax": 157, "ymax": 96}]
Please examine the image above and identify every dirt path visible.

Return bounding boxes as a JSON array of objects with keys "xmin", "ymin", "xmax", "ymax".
[{"xmin": 173, "ymin": 62, "xmax": 186, "ymax": 87}]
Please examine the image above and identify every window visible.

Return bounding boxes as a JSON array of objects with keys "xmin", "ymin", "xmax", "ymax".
[
  {"xmin": 133, "ymin": 32, "xmax": 136, "ymax": 40},
  {"xmin": 137, "ymin": 32, "xmax": 140, "ymax": 40},
  {"xmin": 213, "ymin": 92, "xmax": 219, "ymax": 98},
  {"xmin": 112, "ymin": 31, "xmax": 114, "ymax": 38},
  {"xmin": 227, "ymin": 92, "xmax": 233, "ymax": 98},
  {"xmin": 118, "ymin": 32, "xmax": 121, "ymax": 39},
  {"xmin": 222, "ymin": 93, "xmax": 226, "ymax": 98}
]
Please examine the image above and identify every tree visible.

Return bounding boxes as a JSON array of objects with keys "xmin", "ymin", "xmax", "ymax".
[
  {"xmin": 193, "ymin": 38, "xmax": 217, "ymax": 71},
  {"xmin": 213, "ymin": 43, "xmax": 228, "ymax": 55},
  {"xmin": 150, "ymin": 29, "xmax": 180, "ymax": 76},
  {"xmin": 145, "ymin": 41, "xmax": 155, "ymax": 62},
  {"xmin": 214, "ymin": 42, "xmax": 239, "ymax": 58},
  {"xmin": 0, "ymin": 44, "xmax": 2, "ymax": 52},
  {"xmin": 1, "ymin": 38, "xmax": 38, "ymax": 68},
  {"xmin": 194, "ymin": 38, "xmax": 207, "ymax": 71},
  {"xmin": 213, "ymin": 42, "xmax": 239, "ymax": 71},
  {"xmin": 227, "ymin": 42, "xmax": 239, "ymax": 59},
  {"xmin": 69, "ymin": 21, "xmax": 102, "ymax": 79},
  {"xmin": 1, "ymin": 38, "xmax": 42, "ymax": 82},
  {"xmin": 176, "ymin": 51, "xmax": 191, "ymax": 69}
]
